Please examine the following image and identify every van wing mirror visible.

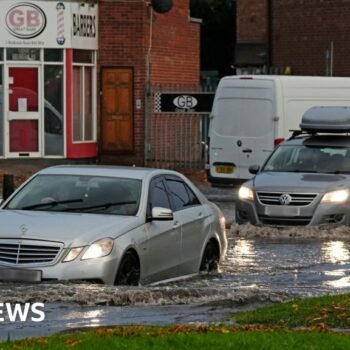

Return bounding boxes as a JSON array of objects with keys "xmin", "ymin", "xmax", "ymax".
[
  {"xmin": 249, "ymin": 165, "xmax": 260, "ymax": 175},
  {"xmin": 151, "ymin": 207, "xmax": 174, "ymax": 221}
]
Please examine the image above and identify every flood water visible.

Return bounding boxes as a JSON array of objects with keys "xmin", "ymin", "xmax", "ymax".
[{"xmin": 2, "ymin": 232, "xmax": 350, "ymax": 340}]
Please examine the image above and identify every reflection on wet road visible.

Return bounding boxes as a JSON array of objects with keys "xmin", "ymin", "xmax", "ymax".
[{"xmin": 2, "ymin": 235, "xmax": 350, "ymax": 339}]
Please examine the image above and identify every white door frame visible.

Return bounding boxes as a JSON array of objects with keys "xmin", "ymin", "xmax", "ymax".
[{"xmin": 5, "ymin": 64, "xmax": 43, "ymax": 158}]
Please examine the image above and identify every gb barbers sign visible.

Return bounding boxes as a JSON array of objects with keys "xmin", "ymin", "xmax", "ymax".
[
  {"xmin": 0, "ymin": 1, "xmax": 98, "ymax": 49},
  {"xmin": 6, "ymin": 3, "xmax": 47, "ymax": 39},
  {"xmin": 154, "ymin": 92, "xmax": 215, "ymax": 114}
]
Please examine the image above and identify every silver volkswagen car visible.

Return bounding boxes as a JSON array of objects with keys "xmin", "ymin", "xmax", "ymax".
[
  {"xmin": 236, "ymin": 106, "xmax": 350, "ymax": 227},
  {"xmin": 0, "ymin": 166, "xmax": 227, "ymax": 285}
]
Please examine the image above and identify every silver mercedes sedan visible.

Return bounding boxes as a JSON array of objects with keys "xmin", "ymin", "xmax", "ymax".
[{"xmin": 0, "ymin": 166, "xmax": 227, "ymax": 285}]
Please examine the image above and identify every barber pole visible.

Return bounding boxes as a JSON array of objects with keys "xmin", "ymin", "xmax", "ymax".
[{"xmin": 56, "ymin": 2, "xmax": 66, "ymax": 45}]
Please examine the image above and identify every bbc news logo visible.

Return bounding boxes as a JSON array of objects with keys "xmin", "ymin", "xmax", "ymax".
[{"xmin": 0, "ymin": 303, "xmax": 45, "ymax": 322}]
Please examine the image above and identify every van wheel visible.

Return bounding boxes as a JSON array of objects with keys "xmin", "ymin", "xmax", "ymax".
[
  {"xmin": 115, "ymin": 251, "xmax": 140, "ymax": 286},
  {"xmin": 200, "ymin": 241, "xmax": 219, "ymax": 272}
]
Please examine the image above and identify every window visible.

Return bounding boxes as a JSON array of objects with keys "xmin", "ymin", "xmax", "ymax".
[
  {"xmin": 166, "ymin": 178, "xmax": 197, "ymax": 211},
  {"xmin": 263, "ymin": 145, "xmax": 350, "ymax": 174},
  {"xmin": 149, "ymin": 178, "xmax": 171, "ymax": 210},
  {"xmin": 6, "ymin": 175, "xmax": 142, "ymax": 216},
  {"xmin": 73, "ymin": 50, "xmax": 96, "ymax": 142},
  {"xmin": 44, "ymin": 49, "xmax": 63, "ymax": 62},
  {"xmin": 44, "ymin": 66, "xmax": 64, "ymax": 156},
  {"xmin": 7, "ymin": 48, "xmax": 40, "ymax": 61},
  {"xmin": 73, "ymin": 50, "xmax": 94, "ymax": 64},
  {"xmin": 186, "ymin": 185, "xmax": 201, "ymax": 206}
]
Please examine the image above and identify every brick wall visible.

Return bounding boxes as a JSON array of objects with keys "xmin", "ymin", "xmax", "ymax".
[
  {"xmin": 151, "ymin": 0, "xmax": 200, "ymax": 84},
  {"xmin": 272, "ymin": 0, "xmax": 350, "ymax": 76},
  {"xmin": 99, "ymin": 0, "xmax": 200, "ymax": 166},
  {"xmin": 237, "ymin": 0, "xmax": 268, "ymax": 43},
  {"xmin": 237, "ymin": 0, "xmax": 350, "ymax": 76}
]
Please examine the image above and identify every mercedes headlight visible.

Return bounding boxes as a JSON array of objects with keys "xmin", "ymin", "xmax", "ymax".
[
  {"xmin": 81, "ymin": 238, "xmax": 114, "ymax": 260},
  {"xmin": 238, "ymin": 186, "xmax": 254, "ymax": 201},
  {"xmin": 321, "ymin": 189, "xmax": 349, "ymax": 204},
  {"xmin": 63, "ymin": 247, "xmax": 84, "ymax": 263}
]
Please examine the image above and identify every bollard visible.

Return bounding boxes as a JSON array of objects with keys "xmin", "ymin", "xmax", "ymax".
[{"xmin": 3, "ymin": 175, "xmax": 14, "ymax": 201}]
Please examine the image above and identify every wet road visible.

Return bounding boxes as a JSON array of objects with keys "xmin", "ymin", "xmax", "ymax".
[
  {"xmin": 2, "ymin": 234, "xmax": 350, "ymax": 340},
  {"xmin": 2, "ymin": 185, "xmax": 350, "ymax": 339}
]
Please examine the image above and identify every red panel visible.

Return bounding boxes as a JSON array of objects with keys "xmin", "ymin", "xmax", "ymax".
[
  {"xmin": 10, "ymin": 120, "xmax": 38, "ymax": 152},
  {"xmin": 66, "ymin": 48, "xmax": 97, "ymax": 159},
  {"xmin": 9, "ymin": 68, "xmax": 38, "ymax": 112}
]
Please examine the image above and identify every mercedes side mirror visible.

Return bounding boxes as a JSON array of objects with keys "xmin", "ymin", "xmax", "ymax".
[
  {"xmin": 249, "ymin": 165, "xmax": 260, "ymax": 175},
  {"xmin": 151, "ymin": 207, "xmax": 174, "ymax": 221}
]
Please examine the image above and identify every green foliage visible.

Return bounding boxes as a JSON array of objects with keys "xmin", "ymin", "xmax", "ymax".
[{"xmin": 190, "ymin": 0, "xmax": 236, "ymax": 76}]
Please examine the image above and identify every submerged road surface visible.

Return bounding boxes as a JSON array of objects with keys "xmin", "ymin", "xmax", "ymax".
[{"xmin": 2, "ymin": 233, "xmax": 350, "ymax": 340}]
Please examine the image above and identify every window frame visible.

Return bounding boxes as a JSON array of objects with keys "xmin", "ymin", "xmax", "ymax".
[
  {"xmin": 147, "ymin": 176, "xmax": 172, "ymax": 218},
  {"xmin": 72, "ymin": 50, "xmax": 97, "ymax": 143},
  {"xmin": 164, "ymin": 175, "xmax": 202, "ymax": 212}
]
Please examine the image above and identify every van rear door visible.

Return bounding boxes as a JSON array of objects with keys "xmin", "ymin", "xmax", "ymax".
[{"xmin": 210, "ymin": 78, "xmax": 275, "ymax": 180}]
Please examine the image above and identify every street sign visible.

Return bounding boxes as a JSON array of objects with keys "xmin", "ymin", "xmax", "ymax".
[{"xmin": 154, "ymin": 92, "xmax": 215, "ymax": 114}]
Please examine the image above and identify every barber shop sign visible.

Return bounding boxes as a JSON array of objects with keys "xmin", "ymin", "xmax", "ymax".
[{"xmin": 6, "ymin": 3, "xmax": 47, "ymax": 39}]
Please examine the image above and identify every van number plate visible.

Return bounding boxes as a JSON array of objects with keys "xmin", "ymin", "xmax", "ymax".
[{"xmin": 215, "ymin": 166, "xmax": 234, "ymax": 174}]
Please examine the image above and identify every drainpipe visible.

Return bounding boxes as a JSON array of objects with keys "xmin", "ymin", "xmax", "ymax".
[
  {"xmin": 330, "ymin": 41, "xmax": 334, "ymax": 77},
  {"xmin": 267, "ymin": 0, "xmax": 273, "ymax": 72}
]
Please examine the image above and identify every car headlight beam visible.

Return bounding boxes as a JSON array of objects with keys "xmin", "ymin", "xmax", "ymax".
[
  {"xmin": 321, "ymin": 189, "xmax": 349, "ymax": 204},
  {"xmin": 238, "ymin": 186, "xmax": 254, "ymax": 201},
  {"xmin": 81, "ymin": 238, "xmax": 114, "ymax": 260}
]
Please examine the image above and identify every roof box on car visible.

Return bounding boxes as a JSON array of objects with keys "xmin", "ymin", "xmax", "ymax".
[{"xmin": 300, "ymin": 106, "xmax": 350, "ymax": 133}]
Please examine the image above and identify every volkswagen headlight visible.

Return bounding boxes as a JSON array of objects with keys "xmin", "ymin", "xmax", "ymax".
[
  {"xmin": 238, "ymin": 186, "xmax": 254, "ymax": 201},
  {"xmin": 321, "ymin": 189, "xmax": 349, "ymax": 204},
  {"xmin": 81, "ymin": 238, "xmax": 114, "ymax": 260}
]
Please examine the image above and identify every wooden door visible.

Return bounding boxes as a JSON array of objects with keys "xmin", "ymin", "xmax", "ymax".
[{"xmin": 101, "ymin": 68, "xmax": 134, "ymax": 153}]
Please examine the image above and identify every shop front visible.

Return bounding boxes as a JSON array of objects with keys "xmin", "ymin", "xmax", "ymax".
[{"xmin": 0, "ymin": 1, "xmax": 98, "ymax": 159}]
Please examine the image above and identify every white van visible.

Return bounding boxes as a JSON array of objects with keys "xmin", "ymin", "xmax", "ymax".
[{"xmin": 208, "ymin": 75, "xmax": 350, "ymax": 184}]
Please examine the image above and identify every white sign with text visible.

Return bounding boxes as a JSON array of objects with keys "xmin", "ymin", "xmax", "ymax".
[{"xmin": 0, "ymin": 1, "xmax": 98, "ymax": 49}]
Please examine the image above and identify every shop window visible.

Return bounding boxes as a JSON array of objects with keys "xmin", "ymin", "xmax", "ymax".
[
  {"xmin": 73, "ymin": 67, "xmax": 83, "ymax": 141},
  {"xmin": 73, "ymin": 50, "xmax": 94, "ymax": 64},
  {"xmin": 44, "ymin": 49, "xmax": 63, "ymax": 62},
  {"xmin": 44, "ymin": 66, "xmax": 64, "ymax": 156},
  {"xmin": 73, "ymin": 63, "xmax": 95, "ymax": 143},
  {"xmin": 7, "ymin": 48, "xmax": 40, "ymax": 61}
]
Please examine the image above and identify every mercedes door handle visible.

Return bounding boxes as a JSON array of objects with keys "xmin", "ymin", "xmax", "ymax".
[
  {"xmin": 242, "ymin": 148, "xmax": 252, "ymax": 153},
  {"xmin": 173, "ymin": 221, "xmax": 180, "ymax": 228},
  {"xmin": 198, "ymin": 212, "xmax": 203, "ymax": 217}
]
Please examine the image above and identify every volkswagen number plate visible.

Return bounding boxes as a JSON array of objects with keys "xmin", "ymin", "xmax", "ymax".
[{"xmin": 265, "ymin": 206, "xmax": 300, "ymax": 217}]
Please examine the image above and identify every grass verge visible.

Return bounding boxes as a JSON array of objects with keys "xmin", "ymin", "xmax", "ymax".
[
  {"xmin": 2, "ymin": 294, "xmax": 350, "ymax": 349},
  {"xmin": 1, "ymin": 326, "xmax": 350, "ymax": 350},
  {"xmin": 234, "ymin": 293, "xmax": 350, "ymax": 328}
]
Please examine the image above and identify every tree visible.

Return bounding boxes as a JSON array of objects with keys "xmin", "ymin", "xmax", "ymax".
[{"xmin": 190, "ymin": 0, "xmax": 236, "ymax": 77}]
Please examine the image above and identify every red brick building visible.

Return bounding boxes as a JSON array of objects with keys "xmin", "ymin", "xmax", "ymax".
[
  {"xmin": 99, "ymin": 0, "xmax": 200, "ymax": 166},
  {"xmin": 236, "ymin": 0, "xmax": 350, "ymax": 76},
  {"xmin": 0, "ymin": 0, "xmax": 200, "ymax": 175}
]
